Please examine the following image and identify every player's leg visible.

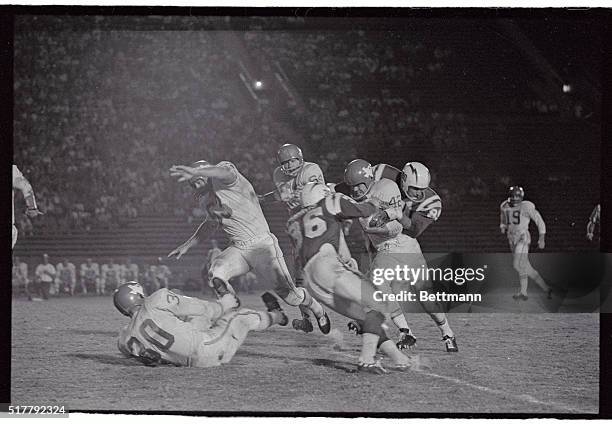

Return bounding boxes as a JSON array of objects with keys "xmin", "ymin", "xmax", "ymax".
[
  {"xmin": 250, "ymin": 235, "xmax": 330, "ymax": 334},
  {"xmin": 192, "ymin": 308, "xmax": 285, "ymax": 367},
  {"xmin": 512, "ymin": 239, "xmax": 530, "ymax": 299},
  {"xmin": 522, "ymin": 246, "xmax": 551, "ymax": 297},
  {"xmin": 367, "ymin": 250, "xmax": 417, "ymax": 349},
  {"xmin": 208, "ymin": 245, "xmax": 250, "ymax": 297}
]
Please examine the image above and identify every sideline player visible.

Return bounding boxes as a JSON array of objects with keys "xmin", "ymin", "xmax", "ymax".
[
  {"xmin": 12, "ymin": 165, "xmax": 43, "ymax": 248},
  {"xmin": 260, "ymin": 144, "xmax": 326, "ymax": 332},
  {"xmin": 114, "ymin": 282, "xmax": 287, "ymax": 367},
  {"xmin": 500, "ymin": 186, "xmax": 551, "ymax": 300},
  {"xmin": 586, "ymin": 204, "xmax": 600, "ymax": 242},
  {"xmin": 288, "ymin": 182, "xmax": 414, "ymax": 373},
  {"xmin": 344, "ymin": 160, "xmax": 457, "ymax": 352},
  {"xmin": 168, "ymin": 160, "xmax": 330, "ymax": 334}
]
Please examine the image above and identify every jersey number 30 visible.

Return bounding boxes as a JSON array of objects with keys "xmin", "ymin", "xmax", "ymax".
[{"xmin": 127, "ymin": 319, "xmax": 175, "ymax": 365}]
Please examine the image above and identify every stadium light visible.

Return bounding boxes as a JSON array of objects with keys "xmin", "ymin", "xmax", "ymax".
[{"xmin": 254, "ymin": 80, "xmax": 264, "ymax": 90}]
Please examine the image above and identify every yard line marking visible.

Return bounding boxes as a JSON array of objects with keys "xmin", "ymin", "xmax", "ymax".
[
  {"xmin": 418, "ymin": 370, "xmax": 586, "ymax": 413},
  {"xmin": 330, "ymin": 349, "xmax": 587, "ymax": 413}
]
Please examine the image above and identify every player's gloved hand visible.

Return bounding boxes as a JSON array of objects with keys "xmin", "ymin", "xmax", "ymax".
[
  {"xmin": 538, "ymin": 235, "xmax": 545, "ymax": 249},
  {"xmin": 25, "ymin": 207, "xmax": 44, "ymax": 218},
  {"xmin": 586, "ymin": 232, "xmax": 594, "ymax": 241},
  {"xmin": 369, "ymin": 210, "xmax": 390, "ymax": 228},
  {"xmin": 500, "ymin": 226, "xmax": 506, "ymax": 235},
  {"xmin": 168, "ymin": 240, "xmax": 193, "ymax": 260}
]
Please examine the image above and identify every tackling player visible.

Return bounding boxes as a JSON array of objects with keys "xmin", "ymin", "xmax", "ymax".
[
  {"xmin": 500, "ymin": 186, "xmax": 551, "ymax": 301},
  {"xmin": 260, "ymin": 144, "xmax": 326, "ymax": 333},
  {"xmin": 12, "ymin": 165, "xmax": 43, "ymax": 248},
  {"xmin": 168, "ymin": 160, "xmax": 330, "ymax": 334},
  {"xmin": 114, "ymin": 282, "xmax": 288, "ymax": 367},
  {"xmin": 345, "ymin": 160, "xmax": 458, "ymax": 352},
  {"xmin": 287, "ymin": 182, "xmax": 414, "ymax": 373}
]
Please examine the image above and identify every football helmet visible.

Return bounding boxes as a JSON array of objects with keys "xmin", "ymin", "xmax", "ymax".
[
  {"xmin": 508, "ymin": 186, "xmax": 524, "ymax": 206},
  {"xmin": 301, "ymin": 182, "xmax": 331, "ymax": 207},
  {"xmin": 113, "ymin": 282, "xmax": 145, "ymax": 317},
  {"xmin": 277, "ymin": 144, "xmax": 304, "ymax": 177},
  {"xmin": 344, "ymin": 159, "xmax": 374, "ymax": 201},
  {"xmin": 401, "ymin": 162, "xmax": 431, "ymax": 201}
]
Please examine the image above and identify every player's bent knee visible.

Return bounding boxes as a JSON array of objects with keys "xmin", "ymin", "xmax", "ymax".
[{"xmin": 279, "ymin": 287, "xmax": 305, "ymax": 306}]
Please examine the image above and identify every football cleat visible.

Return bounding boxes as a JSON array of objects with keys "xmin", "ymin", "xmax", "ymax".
[
  {"xmin": 347, "ymin": 320, "xmax": 363, "ymax": 335},
  {"xmin": 512, "ymin": 293, "xmax": 528, "ymax": 301},
  {"xmin": 443, "ymin": 335, "xmax": 459, "ymax": 352},
  {"xmin": 396, "ymin": 328, "xmax": 417, "ymax": 350},
  {"xmin": 261, "ymin": 292, "xmax": 288, "ymax": 326},
  {"xmin": 316, "ymin": 312, "xmax": 331, "ymax": 334},
  {"xmin": 357, "ymin": 360, "xmax": 388, "ymax": 375},
  {"xmin": 292, "ymin": 318, "xmax": 314, "ymax": 333}
]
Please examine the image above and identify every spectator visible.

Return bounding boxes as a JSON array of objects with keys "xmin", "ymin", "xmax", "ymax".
[
  {"xmin": 56, "ymin": 258, "xmax": 77, "ymax": 296},
  {"xmin": 150, "ymin": 257, "xmax": 171, "ymax": 290},
  {"xmin": 120, "ymin": 257, "xmax": 139, "ymax": 283},
  {"xmin": 100, "ymin": 258, "xmax": 121, "ymax": 295},
  {"xmin": 35, "ymin": 254, "xmax": 56, "ymax": 300},
  {"xmin": 80, "ymin": 258, "xmax": 100, "ymax": 295},
  {"xmin": 12, "ymin": 256, "xmax": 29, "ymax": 298}
]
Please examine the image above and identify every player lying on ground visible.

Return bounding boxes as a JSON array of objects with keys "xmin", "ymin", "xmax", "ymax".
[
  {"xmin": 343, "ymin": 160, "xmax": 458, "ymax": 352},
  {"xmin": 12, "ymin": 164, "xmax": 43, "ymax": 248},
  {"xmin": 114, "ymin": 282, "xmax": 288, "ymax": 367},
  {"xmin": 259, "ymin": 144, "xmax": 326, "ymax": 333},
  {"xmin": 168, "ymin": 160, "xmax": 330, "ymax": 334},
  {"xmin": 287, "ymin": 182, "xmax": 416, "ymax": 374},
  {"xmin": 500, "ymin": 186, "xmax": 552, "ymax": 301}
]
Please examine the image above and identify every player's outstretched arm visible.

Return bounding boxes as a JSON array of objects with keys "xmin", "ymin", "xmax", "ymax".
[
  {"xmin": 168, "ymin": 217, "xmax": 219, "ymax": 260},
  {"xmin": 401, "ymin": 213, "xmax": 434, "ymax": 238},
  {"xmin": 257, "ymin": 190, "xmax": 281, "ymax": 204},
  {"xmin": 169, "ymin": 163, "xmax": 236, "ymax": 185}
]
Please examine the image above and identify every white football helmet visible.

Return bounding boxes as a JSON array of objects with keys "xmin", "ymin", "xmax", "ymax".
[
  {"xmin": 402, "ymin": 162, "xmax": 431, "ymax": 191},
  {"xmin": 301, "ymin": 182, "xmax": 331, "ymax": 207}
]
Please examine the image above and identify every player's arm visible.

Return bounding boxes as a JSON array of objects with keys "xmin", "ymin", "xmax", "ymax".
[
  {"xmin": 400, "ymin": 211, "xmax": 435, "ymax": 238},
  {"xmin": 258, "ymin": 190, "xmax": 281, "ymax": 204},
  {"xmin": 530, "ymin": 205, "xmax": 546, "ymax": 248},
  {"xmin": 374, "ymin": 163, "xmax": 402, "ymax": 186},
  {"xmin": 155, "ymin": 290, "xmax": 224, "ymax": 321},
  {"xmin": 169, "ymin": 163, "xmax": 236, "ymax": 186},
  {"xmin": 13, "ymin": 166, "xmax": 43, "ymax": 218},
  {"xmin": 363, "ymin": 219, "xmax": 403, "ymax": 236},
  {"xmin": 326, "ymin": 193, "xmax": 380, "ymax": 219},
  {"xmin": 500, "ymin": 205, "xmax": 508, "ymax": 234},
  {"xmin": 329, "ymin": 181, "xmax": 352, "ymax": 196},
  {"xmin": 168, "ymin": 217, "xmax": 219, "ymax": 260}
]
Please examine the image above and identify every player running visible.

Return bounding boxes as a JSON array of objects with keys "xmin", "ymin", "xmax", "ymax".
[
  {"xmin": 287, "ymin": 182, "xmax": 414, "ymax": 373},
  {"xmin": 12, "ymin": 165, "xmax": 43, "ymax": 248},
  {"xmin": 168, "ymin": 160, "xmax": 330, "ymax": 334},
  {"xmin": 500, "ymin": 186, "xmax": 551, "ymax": 301},
  {"xmin": 344, "ymin": 159, "xmax": 458, "ymax": 352},
  {"xmin": 259, "ymin": 144, "xmax": 326, "ymax": 333},
  {"xmin": 114, "ymin": 282, "xmax": 288, "ymax": 367}
]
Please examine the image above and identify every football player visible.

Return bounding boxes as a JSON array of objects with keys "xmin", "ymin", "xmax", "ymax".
[
  {"xmin": 168, "ymin": 160, "xmax": 331, "ymax": 334},
  {"xmin": 586, "ymin": 204, "xmax": 600, "ymax": 242},
  {"xmin": 260, "ymin": 144, "xmax": 326, "ymax": 333},
  {"xmin": 114, "ymin": 282, "xmax": 287, "ymax": 367},
  {"xmin": 344, "ymin": 160, "xmax": 457, "ymax": 352},
  {"xmin": 287, "ymin": 182, "xmax": 414, "ymax": 373},
  {"xmin": 500, "ymin": 186, "xmax": 551, "ymax": 300},
  {"xmin": 12, "ymin": 165, "xmax": 43, "ymax": 248}
]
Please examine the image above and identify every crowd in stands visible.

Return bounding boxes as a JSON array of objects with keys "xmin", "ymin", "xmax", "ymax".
[
  {"xmin": 13, "ymin": 17, "xmax": 591, "ymax": 235},
  {"xmin": 12, "ymin": 239, "xmax": 257, "ymax": 300}
]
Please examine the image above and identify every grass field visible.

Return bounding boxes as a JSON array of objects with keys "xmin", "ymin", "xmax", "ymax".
[{"xmin": 11, "ymin": 293, "xmax": 598, "ymax": 414}]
